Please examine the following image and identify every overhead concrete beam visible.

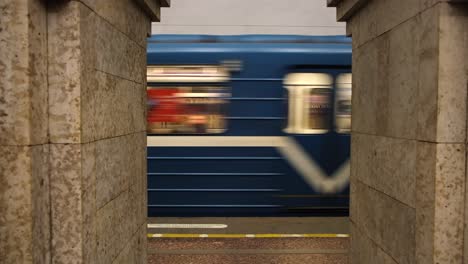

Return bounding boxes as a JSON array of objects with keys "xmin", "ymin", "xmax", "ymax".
[
  {"xmin": 327, "ymin": 0, "xmax": 340, "ymax": 7},
  {"xmin": 134, "ymin": 0, "xmax": 161, "ymax": 22},
  {"xmin": 326, "ymin": 0, "xmax": 369, "ymax": 21},
  {"xmin": 159, "ymin": 0, "xmax": 170, "ymax": 7}
]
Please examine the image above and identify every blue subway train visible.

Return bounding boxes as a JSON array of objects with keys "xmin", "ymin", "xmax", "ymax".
[{"xmin": 146, "ymin": 35, "xmax": 352, "ymax": 216}]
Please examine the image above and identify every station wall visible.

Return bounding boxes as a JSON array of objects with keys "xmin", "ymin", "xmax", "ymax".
[{"xmin": 152, "ymin": 0, "xmax": 346, "ymax": 35}]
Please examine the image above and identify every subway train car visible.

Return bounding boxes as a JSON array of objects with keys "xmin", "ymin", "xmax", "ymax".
[{"xmin": 146, "ymin": 35, "xmax": 352, "ymax": 216}]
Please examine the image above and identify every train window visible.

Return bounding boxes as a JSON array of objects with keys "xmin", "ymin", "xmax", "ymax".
[
  {"xmin": 308, "ymin": 88, "xmax": 333, "ymax": 130},
  {"xmin": 335, "ymin": 74, "xmax": 352, "ymax": 133},
  {"xmin": 147, "ymin": 65, "xmax": 230, "ymax": 83},
  {"xmin": 147, "ymin": 86, "xmax": 230, "ymax": 134},
  {"xmin": 284, "ymin": 73, "xmax": 333, "ymax": 134},
  {"xmin": 147, "ymin": 65, "xmax": 230, "ymax": 134}
]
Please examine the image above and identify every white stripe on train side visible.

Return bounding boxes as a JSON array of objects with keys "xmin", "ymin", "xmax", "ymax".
[{"xmin": 147, "ymin": 136, "xmax": 350, "ymax": 193}]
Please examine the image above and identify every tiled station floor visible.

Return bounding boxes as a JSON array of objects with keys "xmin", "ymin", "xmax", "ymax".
[{"xmin": 147, "ymin": 217, "xmax": 349, "ymax": 264}]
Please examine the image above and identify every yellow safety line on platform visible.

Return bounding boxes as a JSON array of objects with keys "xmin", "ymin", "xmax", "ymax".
[{"xmin": 147, "ymin": 233, "xmax": 349, "ymax": 238}]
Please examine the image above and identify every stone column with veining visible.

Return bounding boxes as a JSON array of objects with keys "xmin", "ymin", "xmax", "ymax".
[{"xmin": 327, "ymin": 1, "xmax": 468, "ymax": 263}]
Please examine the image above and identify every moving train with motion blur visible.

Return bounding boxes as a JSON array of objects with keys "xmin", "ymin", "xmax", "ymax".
[{"xmin": 146, "ymin": 35, "xmax": 352, "ymax": 216}]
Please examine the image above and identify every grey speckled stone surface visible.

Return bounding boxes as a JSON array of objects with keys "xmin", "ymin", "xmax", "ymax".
[
  {"xmin": 350, "ymin": 180, "xmax": 415, "ymax": 264},
  {"xmin": 50, "ymin": 144, "xmax": 84, "ymax": 264},
  {"xmin": 351, "ymin": 2, "xmax": 468, "ymax": 144},
  {"xmin": 96, "ymin": 189, "xmax": 145, "ymax": 264},
  {"xmin": 48, "ymin": 1, "xmax": 147, "ymax": 144},
  {"xmin": 0, "ymin": 145, "xmax": 50, "ymax": 264},
  {"xmin": 334, "ymin": 1, "xmax": 468, "ymax": 264},
  {"xmin": 415, "ymin": 141, "xmax": 436, "ymax": 264},
  {"xmin": 2, "ymin": 0, "xmax": 154, "ymax": 263},
  {"xmin": 415, "ymin": 142, "xmax": 466, "ymax": 264},
  {"xmin": 94, "ymin": 13, "xmax": 147, "ymax": 84},
  {"xmin": 433, "ymin": 143, "xmax": 465, "ymax": 263},
  {"xmin": 94, "ymin": 133, "xmax": 147, "ymax": 263},
  {"xmin": 351, "ymin": 40, "xmax": 378, "ymax": 135},
  {"xmin": 385, "ymin": 17, "xmax": 419, "ymax": 139},
  {"xmin": 95, "ymin": 133, "xmax": 146, "ymax": 209},
  {"xmin": 80, "ymin": 0, "xmax": 151, "ymax": 47},
  {"xmin": 417, "ymin": 6, "xmax": 439, "ymax": 143},
  {"xmin": 0, "ymin": 0, "xmax": 48, "ymax": 145},
  {"xmin": 436, "ymin": 4, "xmax": 468, "ymax": 143},
  {"xmin": 352, "ymin": 134, "xmax": 416, "ymax": 207},
  {"xmin": 113, "ymin": 224, "xmax": 147, "ymax": 264},
  {"xmin": 349, "ymin": 225, "xmax": 397, "ymax": 264},
  {"xmin": 84, "ymin": 70, "xmax": 146, "ymax": 142},
  {"xmin": 47, "ymin": 1, "xmax": 149, "ymax": 262},
  {"xmin": 347, "ymin": 0, "xmax": 420, "ymax": 49},
  {"xmin": 0, "ymin": 1, "xmax": 50, "ymax": 263},
  {"xmin": 48, "ymin": 2, "xmax": 84, "ymax": 144},
  {"xmin": 50, "ymin": 133, "xmax": 146, "ymax": 264}
]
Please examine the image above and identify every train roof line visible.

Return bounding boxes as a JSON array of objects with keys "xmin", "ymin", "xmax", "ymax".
[{"xmin": 148, "ymin": 34, "xmax": 351, "ymax": 44}]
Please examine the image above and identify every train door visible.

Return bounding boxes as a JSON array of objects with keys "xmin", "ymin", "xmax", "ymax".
[
  {"xmin": 146, "ymin": 66, "xmax": 230, "ymax": 134},
  {"xmin": 280, "ymin": 71, "xmax": 352, "ymax": 215}
]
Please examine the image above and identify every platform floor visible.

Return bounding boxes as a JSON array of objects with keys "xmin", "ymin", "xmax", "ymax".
[
  {"xmin": 147, "ymin": 217, "xmax": 349, "ymax": 234},
  {"xmin": 147, "ymin": 217, "xmax": 349, "ymax": 264},
  {"xmin": 148, "ymin": 237, "xmax": 348, "ymax": 264}
]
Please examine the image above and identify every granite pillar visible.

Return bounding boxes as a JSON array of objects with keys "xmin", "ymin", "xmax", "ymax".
[
  {"xmin": 1, "ymin": 0, "xmax": 166, "ymax": 263},
  {"xmin": 328, "ymin": 0, "xmax": 468, "ymax": 263},
  {"xmin": 0, "ymin": 1, "xmax": 50, "ymax": 263}
]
